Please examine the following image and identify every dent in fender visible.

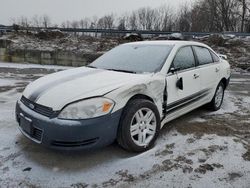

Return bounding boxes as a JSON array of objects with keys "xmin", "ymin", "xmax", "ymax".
[{"xmin": 106, "ymin": 75, "xmax": 165, "ymax": 119}]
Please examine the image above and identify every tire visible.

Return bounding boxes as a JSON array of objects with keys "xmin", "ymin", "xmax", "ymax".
[
  {"xmin": 117, "ymin": 99, "xmax": 161, "ymax": 152},
  {"xmin": 208, "ymin": 82, "xmax": 225, "ymax": 111}
]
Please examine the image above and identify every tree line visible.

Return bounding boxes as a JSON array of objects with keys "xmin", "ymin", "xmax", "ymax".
[{"xmin": 11, "ymin": 0, "xmax": 250, "ymax": 32}]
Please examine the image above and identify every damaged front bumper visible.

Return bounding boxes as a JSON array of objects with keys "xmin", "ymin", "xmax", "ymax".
[{"xmin": 15, "ymin": 100, "xmax": 122, "ymax": 150}]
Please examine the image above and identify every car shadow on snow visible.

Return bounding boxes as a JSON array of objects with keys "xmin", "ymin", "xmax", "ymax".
[{"xmin": 16, "ymin": 135, "xmax": 137, "ymax": 172}]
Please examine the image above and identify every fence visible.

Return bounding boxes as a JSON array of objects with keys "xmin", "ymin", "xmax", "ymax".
[{"xmin": 1, "ymin": 26, "xmax": 250, "ymax": 37}]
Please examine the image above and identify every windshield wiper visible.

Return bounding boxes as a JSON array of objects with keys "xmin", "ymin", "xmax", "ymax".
[
  {"xmin": 87, "ymin": 66, "xmax": 137, "ymax": 74},
  {"xmin": 86, "ymin": 65, "xmax": 97, "ymax": 69},
  {"xmin": 105, "ymin": 69, "xmax": 137, "ymax": 74}
]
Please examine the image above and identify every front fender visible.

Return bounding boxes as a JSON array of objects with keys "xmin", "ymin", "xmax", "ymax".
[{"xmin": 105, "ymin": 75, "xmax": 165, "ymax": 119}]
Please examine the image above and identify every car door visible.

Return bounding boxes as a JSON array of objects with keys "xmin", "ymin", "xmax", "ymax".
[
  {"xmin": 166, "ymin": 46, "xmax": 201, "ymax": 114},
  {"xmin": 193, "ymin": 46, "xmax": 221, "ymax": 92}
]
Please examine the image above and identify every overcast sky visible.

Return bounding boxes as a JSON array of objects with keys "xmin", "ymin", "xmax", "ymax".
[{"xmin": 0, "ymin": 0, "xmax": 193, "ymax": 25}]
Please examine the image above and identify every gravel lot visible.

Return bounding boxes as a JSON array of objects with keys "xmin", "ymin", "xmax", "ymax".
[{"xmin": 0, "ymin": 62, "xmax": 250, "ymax": 188}]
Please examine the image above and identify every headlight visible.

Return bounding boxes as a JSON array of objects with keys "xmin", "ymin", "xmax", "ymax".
[{"xmin": 58, "ymin": 97, "xmax": 115, "ymax": 120}]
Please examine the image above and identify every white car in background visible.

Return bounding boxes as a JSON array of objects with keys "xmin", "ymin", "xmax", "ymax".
[{"xmin": 16, "ymin": 41, "xmax": 230, "ymax": 152}]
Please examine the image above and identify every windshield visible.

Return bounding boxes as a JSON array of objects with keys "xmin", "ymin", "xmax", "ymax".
[{"xmin": 89, "ymin": 44, "xmax": 173, "ymax": 73}]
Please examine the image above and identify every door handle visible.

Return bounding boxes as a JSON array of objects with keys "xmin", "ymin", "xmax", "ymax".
[
  {"xmin": 216, "ymin": 67, "xmax": 220, "ymax": 72},
  {"xmin": 193, "ymin": 74, "xmax": 200, "ymax": 79}
]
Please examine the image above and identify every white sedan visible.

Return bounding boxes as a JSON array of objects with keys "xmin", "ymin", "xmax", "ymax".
[{"xmin": 16, "ymin": 41, "xmax": 230, "ymax": 152}]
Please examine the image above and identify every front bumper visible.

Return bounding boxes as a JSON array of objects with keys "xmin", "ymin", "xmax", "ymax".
[
  {"xmin": 226, "ymin": 76, "xmax": 230, "ymax": 89},
  {"xmin": 15, "ymin": 100, "xmax": 123, "ymax": 150}
]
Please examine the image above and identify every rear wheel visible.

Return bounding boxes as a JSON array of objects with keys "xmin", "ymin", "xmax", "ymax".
[
  {"xmin": 208, "ymin": 82, "xmax": 225, "ymax": 111},
  {"xmin": 117, "ymin": 99, "xmax": 160, "ymax": 152}
]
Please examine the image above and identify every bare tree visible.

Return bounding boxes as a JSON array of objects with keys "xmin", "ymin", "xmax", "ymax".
[
  {"xmin": 104, "ymin": 14, "xmax": 115, "ymax": 29},
  {"xmin": 18, "ymin": 16, "xmax": 30, "ymax": 28},
  {"xmin": 32, "ymin": 15, "xmax": 42, "ymax": 28},
  {"xmin": 190, "ymin": 0, "xmax": 243, "ymax": 32},
  {"xmin": 137, "ymin": 8, "xmax": 149, "ymax": 30},
  {"xmin": 71, "ymin": 20, "xmax": 79, "ymax": 29},
  {"xmin": 191, "ymin": 0, "xmax": 215, "ymax": 32},
  {"xmin": 129, "ymin": 12, "xmax": 138, "ymax": 30},
  {"xmin": 216, "ymin": 0, "xmax": 239, "ymax": 31},
  {"xmin": 117, "ymin": 16, "xmax": 126, "ymax": 30},
  {"xmin": 177, "ymin": 4, "xmax": 192, "ymax": 32},
  {"xmin": 61, "ymin": 21, "xmax": 67, "ymax": 28},
  {"xmin": 238, "ymin": 0, "xmax": 248, "ymax": 31},
  {"xmin": 97, "ymin": 14, "xmax": 114, "ymax": 29},
  {"xmin": 42, "ymin": 15, "xmax": 51, "ymax": 28},
  {"xmin": 89, "ymin": 16, "xmax": 98, "ymax": 29},
  {"xmin": 79, "ymin": 18, "xmax": 90, "ymax": 29},
  {"xmin": 9, "ymin": 0, "xmax": 250, "ymax": 33},
  {"xmin": 156, "ymin": 5, "xmax": 174, "ymax": 31}
]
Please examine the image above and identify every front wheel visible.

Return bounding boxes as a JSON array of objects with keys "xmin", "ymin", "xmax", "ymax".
[
  {"xmin": 208, "ymin": 82, "xmax": 225, "ymax": 111},
  {"xmin": 117, "ymin": 99, "xmax": 160, "ymax": 152}
]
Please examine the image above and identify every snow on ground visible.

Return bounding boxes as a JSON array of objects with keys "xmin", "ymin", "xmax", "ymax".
[
  {"xmin": 0, "ymin": 62, "xmax": 250, "ymax": 188},
  {"xmin": 1, "ymin": 126, "xmax": 250, "ymax": 188},
  {"xmin": 124, "ymin": 134, "xmax": 250, "ymax": 188},
  {"xmin": 0, "ymin": 62, "xmax": 72, "ymax": 70},
  {"xmin": 0, "ymin": 78, "xmax": 18, "ymax": 87},
  {"xmin": 209, "ymin": 91, "xmax": 242, "ymax": 115},
  {"xmin": 189, "ymin": 117, "xmax": 207, "ymax": 123},
  {"xmin": 233, "ymin": 68, "xmax": 250, "ymax": 75},
  {"xmin": 230, "ymin": 78, "xmax": 250, "ymax": 85}
]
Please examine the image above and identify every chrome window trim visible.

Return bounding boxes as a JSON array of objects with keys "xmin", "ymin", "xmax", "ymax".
[
  {"xmin": 167, "ymin": 66, "xmax": 197, "ymax": 76},
  {"xmin": 196, "ymin": 61, "xmax": 220, "ymax": 69}
]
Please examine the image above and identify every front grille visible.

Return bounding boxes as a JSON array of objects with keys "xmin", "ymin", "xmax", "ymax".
[
  {"xmin": 21, "ymin": 96, "xmax": 54, "ymax": 117},
  {"xmin": 51, "ymin": 138, "xmax": 99, "ymax": 147},
  {"xmin": 33, "ymin": 128, "xmax": 43, "ymax": 141},
  {"xmin": 19, "ymin": 123, "xmax": 43, "ymax": 142}
]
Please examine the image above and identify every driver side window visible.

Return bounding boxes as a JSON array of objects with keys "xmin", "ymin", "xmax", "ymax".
[{"xmin": 172, "ymin": 46, "xmax": 195, "ymax": 71}]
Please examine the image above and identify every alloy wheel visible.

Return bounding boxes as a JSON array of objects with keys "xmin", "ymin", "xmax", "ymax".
[{"xmin": 130, "ymin": 108, "xmax": 157, "ymax": 147}]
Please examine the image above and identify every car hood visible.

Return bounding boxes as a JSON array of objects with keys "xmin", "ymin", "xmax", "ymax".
[{"xmin": 23, "ymin": 67, "xmax": 151, "ymax": 111}]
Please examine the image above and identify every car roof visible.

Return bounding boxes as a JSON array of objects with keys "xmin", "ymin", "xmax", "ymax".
[{"xmin": 124, "ymin": 40, "xmax": 209, "ymax": 48}]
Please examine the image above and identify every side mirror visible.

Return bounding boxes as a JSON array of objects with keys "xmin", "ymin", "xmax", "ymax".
[
  {"xmin": 176, "ymin": 77, "xmax": 183, "ymax": 90},
  {"xmin": 170, "ymin": 67, "xmax": 180, "ymax": 74},
  {"xmin": 218, "ymin": 54, "xmax": 228, "ymax": 60}
]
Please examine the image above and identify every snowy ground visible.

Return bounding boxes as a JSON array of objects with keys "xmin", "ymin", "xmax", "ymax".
[{"xmin": 0, "ymin": 62, "xmax": 250, "ymax": 188}]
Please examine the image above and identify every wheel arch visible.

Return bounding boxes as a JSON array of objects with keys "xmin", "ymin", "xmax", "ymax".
[
  {"xmin": 127, "ymin": 94, "xmax": 154, "ymax": 104},
  {"xmin": 121, "ymin": 94, "xmax": 160, "ymax": 120},
  {"xmin": 220, "ymin": 77, "xmax": 228, "ymax": 89},
  {"xmin": 118, "ymin": 94, "xmax": 158, "ymax": 124}
]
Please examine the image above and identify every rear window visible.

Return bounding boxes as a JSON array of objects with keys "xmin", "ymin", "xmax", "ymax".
[{"xmin": 194, "ymin": 46, "xmax": 213, "ymax": 65}]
